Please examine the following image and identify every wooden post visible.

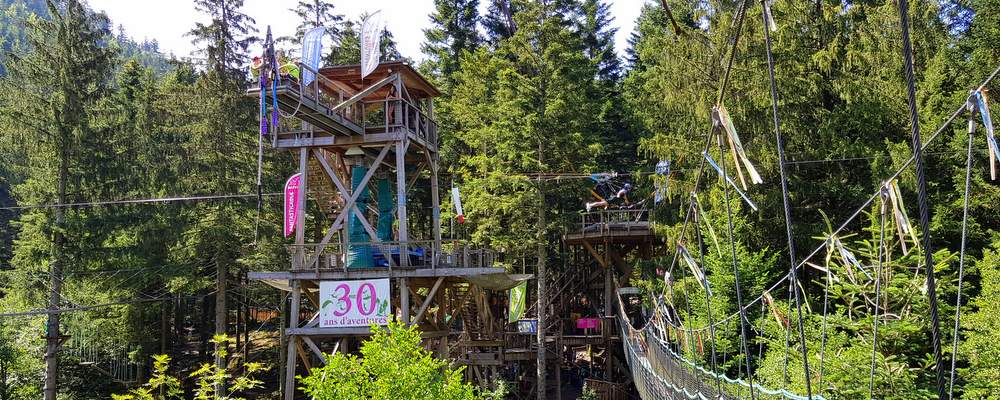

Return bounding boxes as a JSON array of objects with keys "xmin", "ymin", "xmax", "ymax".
[
  {"xmin": 278, "ymin": 292, "xmax": 287, "ymax": 395},
  {"xmin": 400, "ymin": 277, "xmax": 410, "ymax": 324},
  {"xmin": 604, "ymin": 260, "xmax": 613, "ymax": 318},
  {"xmin": 430, "ymin": 153, "xmax": 442, "ymax": 267},
  {"xmin": 296, "ymin": 148, "xmax": 309, "ymax": 266},
  {"xmin": 536, "ymin": 179, "xmax": 547, "ymax": 400},
  {"xmin": 284, "ymin": 281, "xmax": 301, "ymax": 400},
  {"xmin": 395, "ymin": 140, "xmax": 409, "ymax": 266}
]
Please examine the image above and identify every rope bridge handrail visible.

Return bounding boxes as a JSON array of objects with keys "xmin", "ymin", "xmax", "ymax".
[{"xmin": 617, "ymin": 291, "xmax": 824, "ymax": 400}]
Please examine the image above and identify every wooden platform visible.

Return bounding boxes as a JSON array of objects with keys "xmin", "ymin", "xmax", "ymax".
[
  {"xmin": 249, "ymin": 267, "xmax": 508, "ymax": 281},
  {"xmin": 562, "ymin": 221, "xmax": 657, "ymax": 245},
  {"xmin": 248, "ymin": 83, "xmax": 362, "ymax": 137}
]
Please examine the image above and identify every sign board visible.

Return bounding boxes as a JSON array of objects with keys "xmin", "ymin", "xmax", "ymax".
[
  {"xmin": 576, "ymin": 318, "xmax": 600, "ymax": 330},
  {"xmin": 319, "ymin": 279, "xmax": 391, "ymax": 328},
  {"xmin": 517, "ymin": 319, "xmax": 538, "ymax": 334},
  {"xmin": 283, "ymin": 173, "xmax": 302, "ymax": 237},
  {"xmin": 508, "ymin": 280, "xmax": 526, "ymax": 323}
]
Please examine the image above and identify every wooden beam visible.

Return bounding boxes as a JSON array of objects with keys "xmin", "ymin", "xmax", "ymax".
[
  {"xmin": 249, "ymin": 267, "xmax": 508, "ymax": 281},
  {"xmin": 582, "ymin": 242, "xmax": 607, "ymax": 268},
  {"xmin": 405, "ymin": 161, "xmax": 426, "ymax": 196},
  {"xmin": 283, "ymin": 281, "xmax": 302, "ymax": 400},
  {"xmin": 428, "ymin": 147, "xmax": 441, "ymax": 262},
  {"xmin": 294, "ymin": 337, "xmax": 313, "ymax": 371},
  {"xmin": 307, "ymin": 144, "xmax": 392, "ymax": 268},
  {"xmin": 301, "ymin": 336, "xmax": 327, "ymax": 365},
  {"xmin": 410, "ymin": 277, "xmax": 445, "ymax": 327},
  {"xmin": 329, "ymin": 73, "xmax": 397, "ymax": 114}
]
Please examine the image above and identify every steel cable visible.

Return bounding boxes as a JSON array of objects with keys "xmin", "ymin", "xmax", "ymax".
[{"xmin": 896, "ymin": 1, "xmax": 946, "ymax": 397}]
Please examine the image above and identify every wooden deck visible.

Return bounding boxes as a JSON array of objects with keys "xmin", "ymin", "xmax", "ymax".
[{"xmin": 562, "ymin": 221, "xmax": 657, "ymax": 245}]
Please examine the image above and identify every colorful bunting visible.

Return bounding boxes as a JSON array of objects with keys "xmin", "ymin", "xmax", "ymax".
[
  {"xmin": 885, "ymin": 180, "xmax": 919, "ymax": 255},
  {"xmin": 974, "ymin": 89, "xmax": 1000, "ymax": 180},
  {"xmin": 763, "ymin": 0, "xmax": 778, "ymax": 32},
  {"xmin": 762, "ymin": 292, "xmax": 789, "ymax": 328},
  {"xmin": 679, "ymin": 245, "xmax": 712, "ymax": 296},
  {"xmin": 713, "ymin": 104, "xmax": 763, "ymax": 189},
  {"xmin": 654, "ymin": 160, "xmax": 670, "ymax": 203},
  {"xmin": 702, "ymin": 151, "xmax": 759, "ymax": 211},
  {"xmin": 693, "ymin": 193, "xmax": 722, "ymax": 257},
  {"xmin": 834, "ymin": 237, "xmax": 872, "ymax": 281},
  {"xmin": 451, "ymin": 186, "xmax": 465, "ymax": 224}
]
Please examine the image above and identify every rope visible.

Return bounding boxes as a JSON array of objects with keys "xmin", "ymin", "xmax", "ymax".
[
  {"xmin": 948, "ymin": 99, "xmax": 977, "ymax": 399},
  {"xmin": 896, "ymin": 1, "xmax": 946, "ymax": 397},
  {"xmin": 868, "ymin": 187, "xmax": 890, "ymax": 398},
  {"xmin": 760, "ymin": 0, "xmax": 813, "ymax": 395},
  {"xmin": 717, "ymin": 110, "xmax": 757, "ymax": 398},
  {"xmin": 694, "ymin": 209, "xmax": 723, "ymax": 393},
  {"xmin": 664, "ymin": 0, "xmax": 754, "ymax": 285},
  {"xmin": 660, "ymin": 58, "xmax": 1000, "ymax": 335}
]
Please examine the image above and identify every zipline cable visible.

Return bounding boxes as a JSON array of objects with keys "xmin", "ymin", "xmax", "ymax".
[
  {"xmin": 0, "ymin": 293, "xmax": 214, "ymax": 318},
  {"xmin": 0, "ymin": 192, "xmax": 282, "ymax": 211},
  {"xmin": 948, "ymin": 98, "xmax": 977, "ymax": 399},
  {"xmin": 868, "ymin": 186, "xmax": 890, "ymax": 398},
  {"xmin": 760, "ymin": 0, "xmax": 813, "ymax": 395},
  {"xmin": 896, "ymin": 0, "xmax": 947, "ymax": 397}
]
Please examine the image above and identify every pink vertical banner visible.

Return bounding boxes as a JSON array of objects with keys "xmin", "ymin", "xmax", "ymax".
[{"xmin": 284, "ymin": 173, "xmax": 302, "ymax": 237}]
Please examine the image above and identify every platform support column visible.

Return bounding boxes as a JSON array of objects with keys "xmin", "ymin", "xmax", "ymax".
[
  {"xmin": 396, "ymin": 140, "xmax": 409, "ymax": 266},
  {"xmin": 284, "ymin": 280, "xmax": 301, "ymax": 400},
  {"xmin": 430, "ymin": 153, "xmax": 441, "ymax": 266},
  {"xmin": 295, "ymin": 148, "xmax": 309, "ymax": 268},
  {"xmin": 604, "ymin": 265, "xmax": 616, "ymax": 317},
  {"xmin": 400, "ymin": 277, "xmax": 410, "ymax": 324}
]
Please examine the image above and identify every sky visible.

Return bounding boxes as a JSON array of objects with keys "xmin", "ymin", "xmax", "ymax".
[{"xmin": 87, "ymin": 0, "xmax": 647, "ymax": 62}]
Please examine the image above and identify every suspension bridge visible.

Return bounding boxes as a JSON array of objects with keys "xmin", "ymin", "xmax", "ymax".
[{"xmin": 602, "ymin": 0, "xmax": 998, "ymax": 398}]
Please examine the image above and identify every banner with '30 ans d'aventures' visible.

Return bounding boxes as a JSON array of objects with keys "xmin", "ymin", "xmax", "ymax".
[{"xmin": 319, "ymin": 279, "xmax": 392, "ymax": 328}]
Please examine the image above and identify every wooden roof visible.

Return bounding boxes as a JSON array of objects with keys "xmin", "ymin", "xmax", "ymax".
[{"xmin": 319, "ymin": 61, "xmax": 441, "ymax": 99}]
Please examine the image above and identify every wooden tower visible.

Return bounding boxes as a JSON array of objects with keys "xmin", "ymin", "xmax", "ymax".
[
  {"xmin": 555, "ymin": 208, "xmax": 661, "ymax": 397},
  {"xmin": 248, "ymin": 61, "xmax": 528, "ymax": 399}
]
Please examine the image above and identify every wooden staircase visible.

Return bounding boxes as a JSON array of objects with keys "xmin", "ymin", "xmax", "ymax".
[{"xmin": 303, "ymin": 149, "xmax": 345, "ymax": 220}]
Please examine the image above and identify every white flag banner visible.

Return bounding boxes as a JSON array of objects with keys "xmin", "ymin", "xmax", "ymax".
[
  {"xmin": 301, "ymin": 27, "xmax": 325, "ymax": 86},
  {"xmin": 360, "ymin": 11, "xmax": 384, "ymax": 79}
]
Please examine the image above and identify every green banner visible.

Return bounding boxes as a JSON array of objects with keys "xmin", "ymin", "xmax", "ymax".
[{"xmin": 508, "ymin": 281, "xmax": 527, "ymax": 323}]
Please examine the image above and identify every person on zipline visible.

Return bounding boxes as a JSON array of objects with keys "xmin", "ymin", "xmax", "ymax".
[{"xmin": 586, "ymin": 182, "xmax": 632, "ymax": 212}]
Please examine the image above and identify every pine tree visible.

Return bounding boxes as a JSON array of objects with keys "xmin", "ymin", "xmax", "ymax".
[
  {"xmin": 448, "ymin": 3, "xmax": 602, "ymax": 397},
  {"xmin": 187, "ymin": 0, "xmax": 256, "ymax": 79},
  {"xmin": 185, "ymin": 0, "xmax": 259, "ymax": 377},
  {"xmin": 577, "ymin": 0, "xmax": 620, "ymax": 83},
  {"xmin": 290, "ymin": 0, "xmax": 343, "ymax": 42},
  {"xmin": 421, "ymin": 0, "xmax": 480, "ymax": 86},
  {"xmin": 481, "ymin": 0, "xmax": 518, "ymax": 45},
  {"xmin": 326, "ymin": 15, "xmax": 402, "ymax": 65},
  {"xmin": 0, "ymin": 0, "xmax": 116, "ymax": 397}
]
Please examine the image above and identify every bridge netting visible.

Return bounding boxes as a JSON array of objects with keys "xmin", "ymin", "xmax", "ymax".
[{"xmin": 618, "ymin": 306, "xmax": 823, "ymax": 400}]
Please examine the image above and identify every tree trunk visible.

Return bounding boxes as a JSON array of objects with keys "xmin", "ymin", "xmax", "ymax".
[
  {"xmin": 536, "ymin": 179, "xmax": 547, "ymax": 400},
  {"xmin": 43, "ymin": 147, "xmax": 68, "ymax": 400},
  {"xmin": 215, "ymin": 256, "xmax": 228, "ymax": 394}
]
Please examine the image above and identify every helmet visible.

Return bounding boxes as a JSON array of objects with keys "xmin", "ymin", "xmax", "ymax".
[{"xmin": 623, "ymin": 183, "xmax": 632, "ymax": 190}]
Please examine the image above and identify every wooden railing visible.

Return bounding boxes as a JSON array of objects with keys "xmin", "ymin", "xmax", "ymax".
[
  {"xmin": 577, "ymin": 209, "xmax": 649, "ymax": 235},
  {"xmin": 252, "ymin": 62, "xmax": 438, "ymax": 148},
  {"xmin": 287, "ymin": 240, "xmax": 494, "ymax": 272}
]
